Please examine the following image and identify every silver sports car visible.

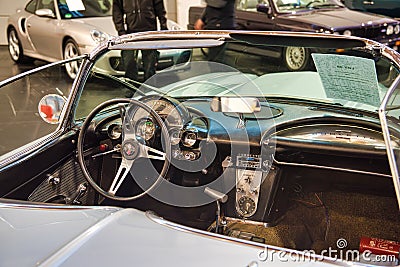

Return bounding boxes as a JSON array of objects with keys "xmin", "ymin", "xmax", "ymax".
[{"xmin": 7, "ymin": 0, "xmax": 187, "ymax": 79}]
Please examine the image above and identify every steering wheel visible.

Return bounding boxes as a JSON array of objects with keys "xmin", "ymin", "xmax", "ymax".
[{"xmin": 77, "ymin": 98, "xmax": 171, "ymax": 201}]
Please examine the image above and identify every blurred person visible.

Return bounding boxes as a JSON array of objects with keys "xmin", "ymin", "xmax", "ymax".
[
  {"xmin": 194, "ymin": 0, "xmax": 236, "ymax": 62},
  {"xmin": 112, "ymin": 0, "xmax": 168, "ymax": 82}
]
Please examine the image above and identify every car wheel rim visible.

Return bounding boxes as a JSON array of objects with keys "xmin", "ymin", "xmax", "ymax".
[
  {"xmin": 64, "ymin": 42, "xmax": 79, "ymax": 79},
  {"xmin": 8, "ymin": 30, "xmax": 20, "ymax": 61},
  {"xmin": 285, "ymin": 46, "xmax": 306, "ymax": 70}
]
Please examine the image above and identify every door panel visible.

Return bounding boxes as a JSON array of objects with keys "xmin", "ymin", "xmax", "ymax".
[{"xmin": 26, "ymin": 0, "xmax": 61, "ymax": 59}]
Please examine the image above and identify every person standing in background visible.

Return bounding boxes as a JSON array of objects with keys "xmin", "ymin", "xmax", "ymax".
[
  {"xmin": 194, "ymin": 0, "xmax": 236, "ymax": 62},
  {"xmin": 112, "ymin": 0, "xmax": 168, "ymax": 81}
]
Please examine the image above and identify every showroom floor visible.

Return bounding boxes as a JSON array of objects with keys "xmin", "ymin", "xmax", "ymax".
[
  {"xmin": 0, "ymin": 45, "xmax": 72, "ymax": 155},
  {"xmin": 0, "ymin": 45, "xmax": 41, "ymax": 81}
]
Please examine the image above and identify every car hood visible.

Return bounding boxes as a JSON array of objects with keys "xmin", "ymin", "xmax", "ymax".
[
  {"xmin": 69, "ymin": 16, "xmax": 117, "ymax": 36},
  {"xmin": 282, "ymin": 8, "xmax": 395, "ymax": 29}
]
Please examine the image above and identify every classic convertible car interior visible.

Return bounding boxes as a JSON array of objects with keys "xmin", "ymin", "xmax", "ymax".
[{"xmin": 1, "ymin": 31, "xmax": 400, "ymax": 264}]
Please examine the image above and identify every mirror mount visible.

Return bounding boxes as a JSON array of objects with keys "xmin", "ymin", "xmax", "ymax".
[{"xmin": 237, "ymin": 113, "xmax": 246, "ymax": 129}]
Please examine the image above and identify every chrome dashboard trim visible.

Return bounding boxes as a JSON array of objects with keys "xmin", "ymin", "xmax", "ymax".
[{"xmin": 272, "ymin": 156, "xmax": 391, "ymax": 178}]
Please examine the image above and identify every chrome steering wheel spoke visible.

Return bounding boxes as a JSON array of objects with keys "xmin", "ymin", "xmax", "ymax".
[
  {"xmin": 108, "ymin": 157, "xmax": 133, "ymax": 195},
  {"xmin": 139, "ymin": 144, "xmax": 166, "ymax": 161}
]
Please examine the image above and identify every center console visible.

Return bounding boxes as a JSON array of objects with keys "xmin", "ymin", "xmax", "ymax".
[{"xmin": 222, "ymin": 153, "xmax": 282, "ymax": 224}]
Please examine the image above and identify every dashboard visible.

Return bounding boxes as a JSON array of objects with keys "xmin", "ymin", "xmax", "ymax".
[
  {"xmin": 95, "ymin": 95, "xmax": 396, "ymax": 223},
  {"xmin": 98, "ymin": 95, "xmax": 395, "ymax": 173}
]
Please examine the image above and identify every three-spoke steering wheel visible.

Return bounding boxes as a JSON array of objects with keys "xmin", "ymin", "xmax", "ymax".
[{"xmin": 77, "ymin": 98, "xmax": 170, "ymax": 201}]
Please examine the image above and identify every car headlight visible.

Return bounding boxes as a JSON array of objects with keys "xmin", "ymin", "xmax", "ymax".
[
  {"xmin": 90, "ymin": 29, "xmax": 108, "ymax": 43},
  {"xmin": 343, "ymin": 30, "xmax": 352, "ymax": 36},
  {"xmin": 387, "ymin": 25, "xmax": 394, "ymax": 35},
  {"xmin": 394, "ymin": 25, "xmax": 400, "ymax": 35}
]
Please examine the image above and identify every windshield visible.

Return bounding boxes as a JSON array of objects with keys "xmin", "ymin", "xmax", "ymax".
[
  {"xmin": 273, "ymin": 0, "xmax": 344, "ymax": 12},
  {"xmin": 74, "ymin": 35, "xmax": 400, "ymax": 120},
  {"xmin": 58, "ymin": 0, "xmax": 112, "ymax": 19}
]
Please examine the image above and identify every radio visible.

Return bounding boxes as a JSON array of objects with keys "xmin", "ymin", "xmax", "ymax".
[{"xmin": 236, "ymin": 154, "xmax": 261, "ymax": 169}]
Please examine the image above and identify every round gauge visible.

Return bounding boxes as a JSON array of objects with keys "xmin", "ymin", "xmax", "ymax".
[
  {"xmin": 145, "ymin": 99, "xmax": 182, "ymax": 126},
  {"xmin": 128, "ymin": 96, "xmax": 189, "ymax": 146},
  {"xmin": 136, "ymin": 119, "xmax": 156, "ymax": 141},
  {"xmin": 237, "ymin": 196, "xmax": 256, "ymax": 217},
  {"xmin": 182, "ymin": 131, "xmax": 197, "ymax": 147},
  {"xmin": 170, "ymin": 129, "xmax": 181, "ymax": 146},
  {"xmin": 107, "ymin": 124, "xmax": 122, "ymax": 140}
]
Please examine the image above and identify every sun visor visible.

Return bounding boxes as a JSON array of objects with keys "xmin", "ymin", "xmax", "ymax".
[{"xmin": 110, "ymin": 39, "xmax": 225, "ymax": 50}]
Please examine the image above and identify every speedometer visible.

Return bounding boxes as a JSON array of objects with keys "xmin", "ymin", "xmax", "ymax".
[
  {"xmin": 129, "ymin": 96, "xmax": 190, "ymax": 145},
  {"xmin": 136, "ymin": 119, "xmax": 156, "ymax": 141},
  {"xmin": 132, "ymin": 98, "xmax": 183, "ymax": 127},
  {"xmin": 148, "ymin": 99, "xmax": 182, "ymax": 126}
]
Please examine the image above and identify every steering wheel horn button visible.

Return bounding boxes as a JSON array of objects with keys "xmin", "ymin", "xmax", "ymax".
[{"xmin": 122, "ymin": 140, "xmax": 140, "ymax": 160}]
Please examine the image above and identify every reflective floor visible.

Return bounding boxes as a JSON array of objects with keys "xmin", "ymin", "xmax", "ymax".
[
  {"xmin": 0, "ymin": 45, "xmax": 72, "ymax": 156},
  {"xmin": 0, "ymin": 45, "xmax": 45, "ymax": 81}
]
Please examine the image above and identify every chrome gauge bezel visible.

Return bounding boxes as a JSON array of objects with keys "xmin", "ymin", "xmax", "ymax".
[
  {"xmin": 169, "ymin": 128, "xmax": 182, "ymax": 146},
  {"xmin": 107, "ymin": 123, "xmax": 122, "ymax": 140},
  {"xmin": 136, "ymin": 118, "xmax": 156, "ymax": 141},
  {"xmin": 181, "ymin": 131, "xmax": 197, "ymax": 147},
  {"xmin": 237, "ymin": 196, "xmax": 256, "ymax": 217}
]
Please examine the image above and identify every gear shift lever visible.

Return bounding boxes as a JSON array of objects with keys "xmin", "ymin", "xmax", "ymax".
[{"xmin": 204, "ymin": 187, "xmax": 228, "ymax": 234}]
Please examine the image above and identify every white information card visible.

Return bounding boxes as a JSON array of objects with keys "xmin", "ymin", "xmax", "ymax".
[
  {"xmin": 312, "ymin": 53, "xmax": 380, "ymax": 107},
  {"xmin": 66, "ymin": 0, "xmax": 85, "ymax": 11}
]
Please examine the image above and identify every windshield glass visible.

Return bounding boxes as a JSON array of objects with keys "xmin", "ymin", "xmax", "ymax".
[
  {"xmin": 380, "ymin": 77, "xmax": 400, "ymax": 209},
  {"xmin": 0, "ymin": 60, "xmax": 74, "ymax": 157},
  {"xmin": 272, "ymin": 0, "xmax": 344, "ymax": 12},
  {"xmin": 74, "ymin": 36, "xmax": 400, "ymax": 120},
  {"xmin": 58, "ymin": 0, "xmax": 112, "ymax": 19}
]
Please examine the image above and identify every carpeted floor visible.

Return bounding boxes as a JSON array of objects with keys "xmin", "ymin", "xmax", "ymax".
[{"xmin": 221, "ymin": 191, "xmax": 400, "ymax": 254}]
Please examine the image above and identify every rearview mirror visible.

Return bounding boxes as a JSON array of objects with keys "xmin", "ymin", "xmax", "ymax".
[
  {"xmin": 210, "ymin": 97, "xmax": 261, "ymax": 113},
  {"xmin": 38, "ymin": 94, "xmax": 66, "ymax": 124}
]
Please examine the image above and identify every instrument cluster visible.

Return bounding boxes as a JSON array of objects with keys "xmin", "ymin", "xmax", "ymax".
[{"xmin": 101, "ymin": 96, "xmax": 208, "ymax": 161}]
